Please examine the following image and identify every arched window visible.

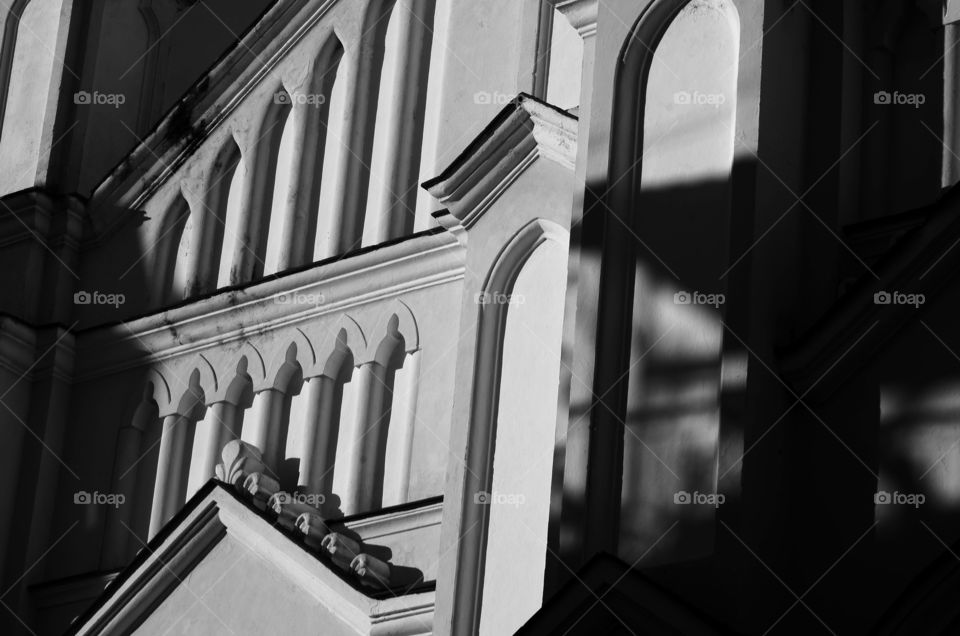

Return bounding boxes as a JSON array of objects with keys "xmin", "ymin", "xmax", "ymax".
[{"xmin": 611, "ymin": 0, "xmax": 739, "ymax": 566}]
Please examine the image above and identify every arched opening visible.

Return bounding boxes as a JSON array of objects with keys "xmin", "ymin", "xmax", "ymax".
[
  {"xmin": 477, "ymin": 234, "xmax": 568, "ymax": 636},
  {"xmin": 263, "ymin": 89, "xmax": 296, "ymax": 276},
  {"xmin": 157, "ymin": 194, "xmax": 191, "ymax": 304},
  {"xmin": 215, "ymin": 140, "xmax": 247, "ymax": 287},
  {"xmin": 451, "ymin": 220, "xmax": 569, "ymax": 635},
  {"xmin": 149, "ymin": 369, "xmax": 205, "ymax": 537},
  {"xmin": 242, "ymin": 344, "xmax": 303, "ymax": 489},
  {"xmin": 315, "ymin": 40, "xmax": 350, "ymax": 261},
  {"xmin": 612, "ymin": 0, "xmax": 739, "ymax": 565},
  {"xmin": 297, "ymin": 330, "xmax": 356, "ymax": 518},
  {"xmin": 186, "ymin": 360, "xmax": 252, "ymax": 497},
  {"xmin": 268, "ymin": 38, "xmax": 344, "ymax": 273},
  {"xmin": 361, "ymin": 0, "xmax": 436, "ymax": 247}
]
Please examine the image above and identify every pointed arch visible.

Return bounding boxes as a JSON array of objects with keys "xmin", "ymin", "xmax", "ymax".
[
  {"xmin": 145, "ymin": 367, "xmax": 174, "ymax": 417},
  {"xmin": 366, "ymin": 299, "xmax": 419, "ymax": 362},
  {"xmin": 315, "ymin": 314, "xmax": 366, "ymax": 370}
]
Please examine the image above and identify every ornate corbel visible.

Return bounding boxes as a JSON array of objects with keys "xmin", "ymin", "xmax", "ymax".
[
  {"xmin": 350, "ymin": 553, "xmax": 392, "ymax": 589},
  {"xmin": 242, "ymin": 472, "xmax": 280, "ymax": 509},
  {"xmin": 295, "ymin": 512, "xmax": 331, "ymax": 550},
  {"xmin": 320, "ymin": 532, "xmax": 361, "ymax": 571},
  {"xmin": 268, "ymin": 493, "xmax": 321, "ymax": 531}
]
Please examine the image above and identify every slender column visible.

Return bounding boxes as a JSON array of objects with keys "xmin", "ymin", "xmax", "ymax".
[
  {"xmin": 369, "ymin": 0, "xmax": 434, "ymax": 243},
  {"xmin": 278, "ymin": 90, "xmax": 328, "ymax": 270},
  {"xmin": 331, "ymin": 17, "xmax": 390, "ymax": 255},
  {"xmin": 247, "ymin": 389, "xmax": 287, "ymax": 474},
  {"xmin": 395, "ymin": 350, "xmax": 420, "ymax": 502},
  {"xmin": 231, "ymin": 131, "xmax": 277, "ymax": 283},
  {"xmin": 101, "ymin": 425, "xmax": 142, "ymax": 567},
  {"xmin": 300, "ymin": 375, "xmax": 338, "ymax": 496},
  {"xmin": 149, "ymin": 415, "xmax": 193, "ymax": 538},
  {"xmin": 342, "ymin": 363, "xmax": 389, "ymax": 513},
  {"xmin": 196, "ymin": 401, "xmax": 241, "ymax": 485}
]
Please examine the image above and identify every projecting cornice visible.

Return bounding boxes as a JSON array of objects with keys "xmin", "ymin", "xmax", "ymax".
[
  {"xmin": 548, "ymin": 0, "xmax": 599, "ymax": 37},
  {"xmin": 779, "ymin": 183, "xmax": 960, "ymax": 403},
  {"xmin": 423, "ymin": 94, "xmax": 577, "ymax": 233}
]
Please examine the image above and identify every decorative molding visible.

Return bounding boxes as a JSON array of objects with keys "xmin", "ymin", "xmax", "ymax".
[
  {"xmin": 72, "ymin": 230, "xmax": 462, "ymax": 382},
  {"xmin": 547, "ymin": 0, "xmax": 599, "ymax": 37},
  {"xmin": 423, "ymin": 94, "xmax": 577, "ymax": 233}
]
